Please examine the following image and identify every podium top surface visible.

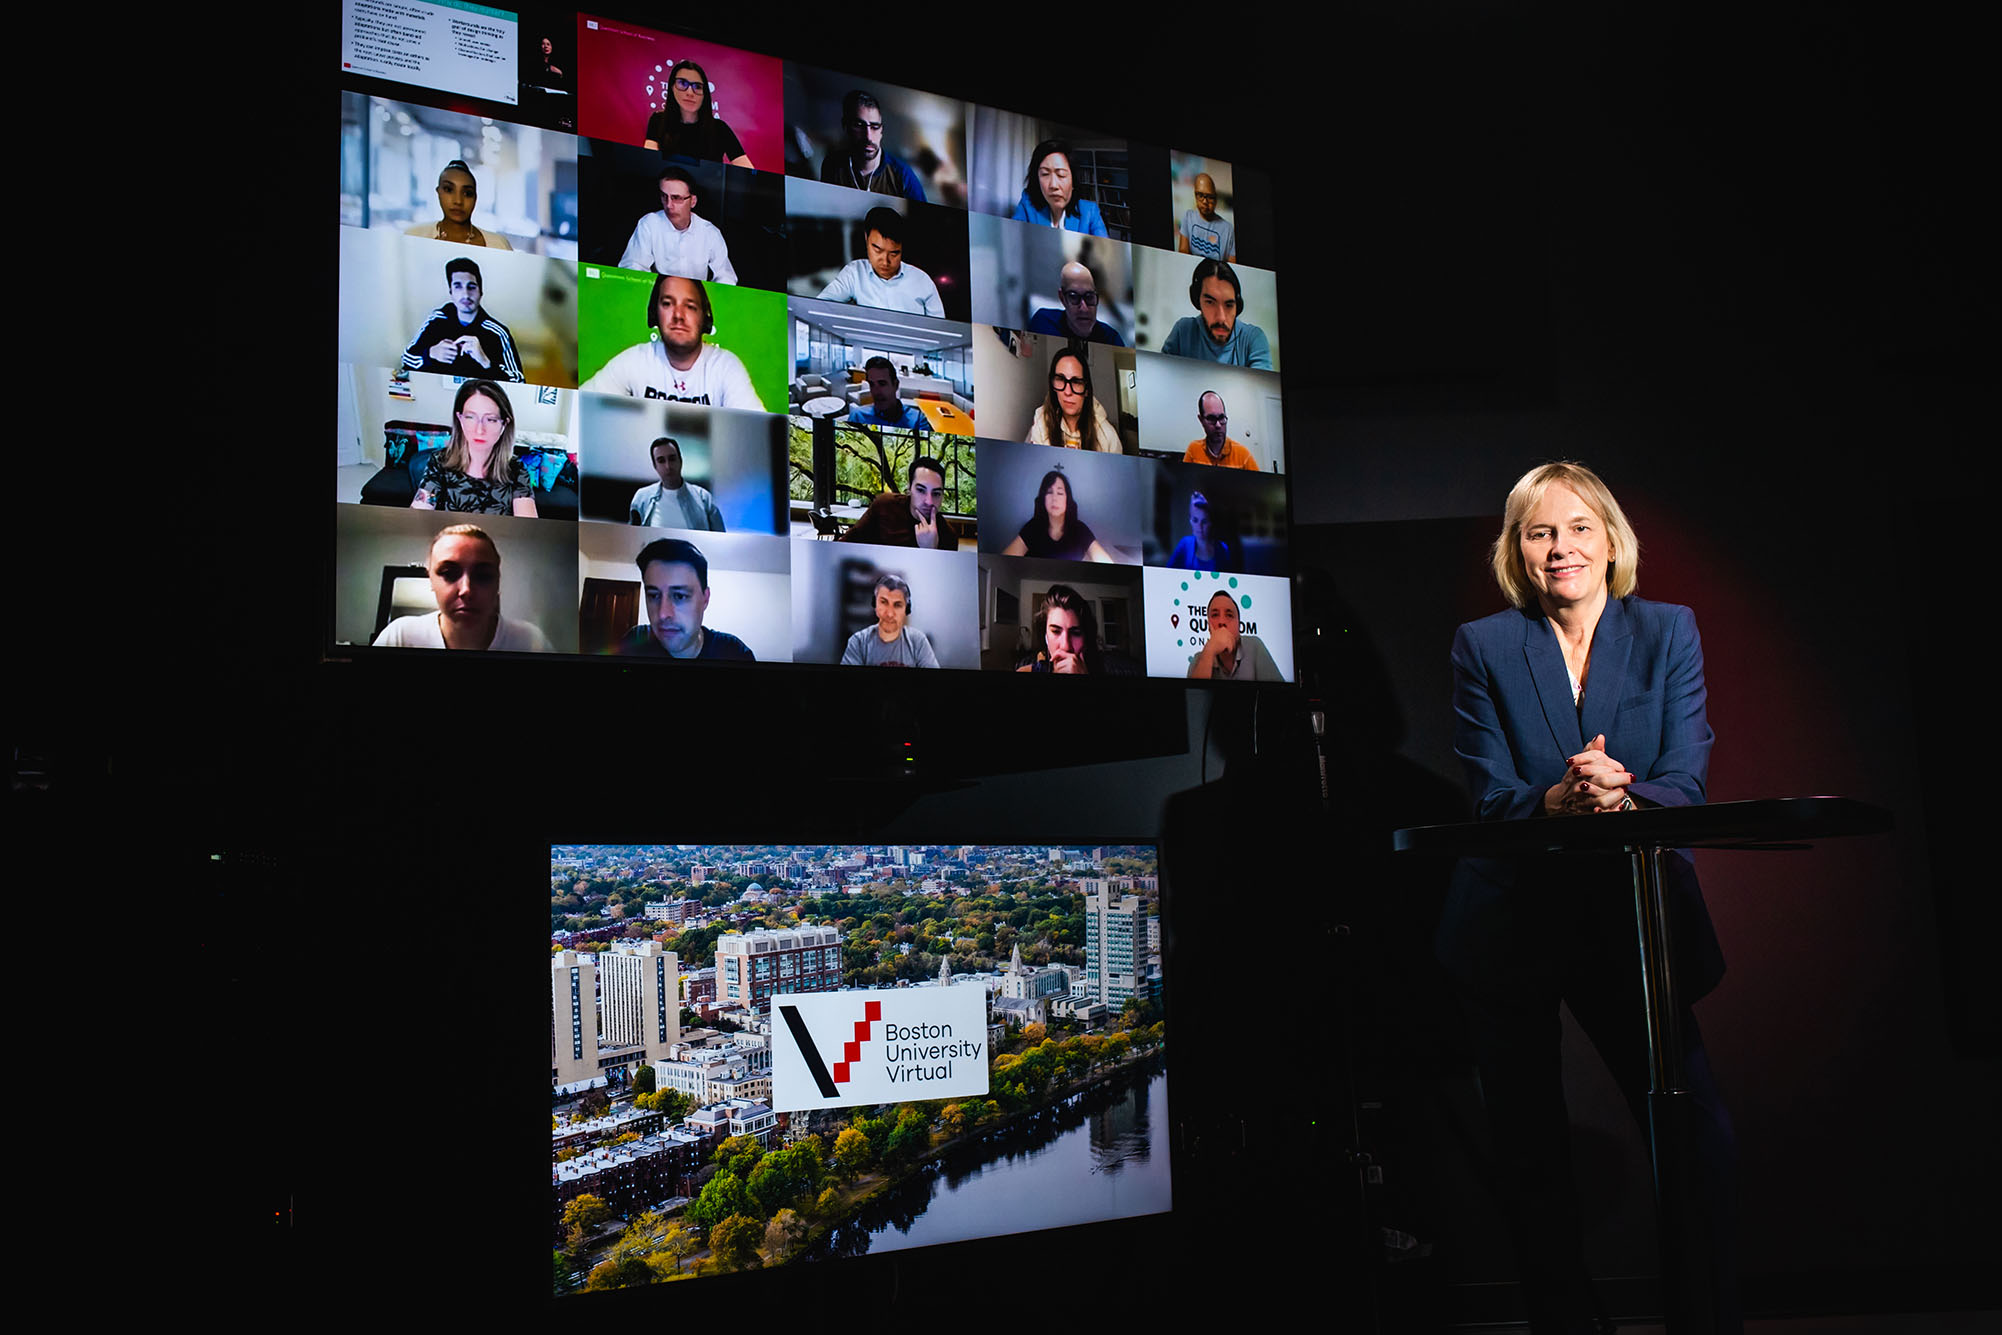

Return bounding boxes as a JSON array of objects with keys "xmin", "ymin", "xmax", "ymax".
[{"xmin": 1391, "ymin": 796, "xmax": 1893, "ymax": 857}]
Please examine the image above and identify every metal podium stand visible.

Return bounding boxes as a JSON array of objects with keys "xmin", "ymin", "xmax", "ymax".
[{"xmin": 1392, "ymin": 796, "xmax": 1893, "ymax": 1333}]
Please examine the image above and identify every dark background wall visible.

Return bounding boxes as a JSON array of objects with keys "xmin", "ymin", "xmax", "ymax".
[
  {"xmin": 1278, "ymin": 2, "xmax": 1993, "ymax": 1315},
  {"xmin": 19, "ymin": 1, "xmax": 1986, "ymax": 1322}
]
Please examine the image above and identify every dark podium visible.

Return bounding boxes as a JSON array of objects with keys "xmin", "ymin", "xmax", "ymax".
[{"xmin": 1392, "ymin": 796, "xmax": 1893, "ymax": 1333}]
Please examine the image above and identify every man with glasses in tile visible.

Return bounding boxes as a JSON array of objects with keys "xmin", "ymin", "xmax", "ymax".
[
  {"xmin": 618, "ymin": 164, "xmax": 738, "ymax": 283},
  {"xmin": 1182, "ymin": 390, "xmax": 1258, "ymax": 469},
  {"xmin": 818, "ymin": 90, "xmax": 928, "ymax": 201},
  {"xmin": 1026, "ymin": 260, "xmax": 1126, "ymax": 346},
  {"xmin": 1176, "ymin": 172, "xmax": 1236, "ymax": 262}
]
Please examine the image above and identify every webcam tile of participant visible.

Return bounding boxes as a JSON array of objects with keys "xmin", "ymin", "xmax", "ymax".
[
  {"xmin": 783, "ymin": 177, "xmax": 972, "ymax": 325},
  {"xmin": 788, "ymin": 296, "xmax": 975, "ymax": 436},
  {"xmin": 1141, "ymin": 567, "xmax": 1294, "ymax": 682},
  {"xmin": 1183, "ymin": 154, "xmax": 1277, "ymax": 270},
  {"xmin": 334, "ymin": 503, "xmax": 580, "ymax": 653},
  {"xmin": 975, "ymin": 440, "xmax": 1146, "ymax": 566},
  {"xmin": 339, "ymin": 92, "xmax": 580, "ymax": 258},
  {"xmin": 781, "ymin": 64, "xmax": 968, "ymax": 210},
  {"xmin": 966, "ymin": 108, "xmax": 1133, "ymax": 242},
  {"xmin": 577, "ymin": 140, "xmax": 790, "ymax": 294},
  {"xmin": 1138, "ymin": 460, "xmax": 1290, "ymax": 576},
  {"xmin": 975, "ymin": 555, "xmax": 1146, "ymax": 674},
  {"xmin": 1131, "ymin": 247, "xmax": 1281, "ymax": 373},
  {"xmin": 575, "ymin": 522, "xmax": 793, "ymax": 661},
  {"xmin": 575, "ymin": 264, "xmax": 790, "ymax": 414},
  {"xmin": 790, "ymin": 539, "xmax": 980, "ymax": 669},
  {"xmin": 336, "ymin": 362, "xmax": 581, "ymax": 520},
  {"xmin": 1132, "ymin": 353, "xmax": 1285, "ymax": 474},
  {"xmin": 789, "ymin": 423, "xmax": 978, "ymax": 551},
  {"xmin": 1167, "ymin": 151, "xmax": 1237, "ymax": 265},
  {"xmin": 576, "ymin": 396, "xmax": 787, "ymax": 533},
  {"xmin": 967, "ymin": 211, "xmax": 1135, "ymax": 347},
  {"xmin": 574, "ymin": 18, "xmax": 783, "ymax": 171},
  {"xmin": 515, "ymin": 19, "xmax": 577, "ymax": 130},
  {"xmin": 973, "ymin": 326, "xmax": 1136, "ymax": 455},
  {"xmin": 339, "ymin": 228, "xmax": 581, "ymax": 389}
]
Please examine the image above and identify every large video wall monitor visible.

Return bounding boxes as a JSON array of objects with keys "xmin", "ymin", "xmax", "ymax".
[
  {"xmin": 338, "ymin": 5, "xmax": 1292, "ymax": 682},
  {"xmin": 548, "ymin": 842, "xmax": 1168, "ymax": 1293}
]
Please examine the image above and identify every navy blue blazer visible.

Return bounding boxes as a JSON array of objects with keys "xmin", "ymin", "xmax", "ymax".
[{"xmin": 1441, "ymin": 595, "xmax": 1726, "ymax": 998}]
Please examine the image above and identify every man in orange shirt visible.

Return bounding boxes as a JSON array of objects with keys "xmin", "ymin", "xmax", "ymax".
[{"xmin": 1181, "ymin": 391, "xmax": 1258, "ymax": 469}]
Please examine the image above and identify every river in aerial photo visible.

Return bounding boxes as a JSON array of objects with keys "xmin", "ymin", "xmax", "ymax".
[{"xmin": 809, "ymin": 1063, "xmax": 1171, "ymax": 1262}]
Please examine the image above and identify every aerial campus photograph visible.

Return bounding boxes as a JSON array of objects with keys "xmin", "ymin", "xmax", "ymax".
[{"xmin": 549, "ymin": 843, "xmax": 1170, "ymax": 1294}]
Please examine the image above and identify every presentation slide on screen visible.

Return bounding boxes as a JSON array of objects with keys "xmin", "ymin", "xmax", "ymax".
[
  {"xmin": 342, "ymin": 0, "xmax": 520, "ymax": 106},
  {"xmin": 549, "ymin": 841, "xmax": 1169, "ymax": 1292}
]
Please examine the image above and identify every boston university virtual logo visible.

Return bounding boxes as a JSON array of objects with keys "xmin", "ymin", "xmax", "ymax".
[{"xmin": 773, "ymin": 988, "xmax": 989, "ymax": 1112}]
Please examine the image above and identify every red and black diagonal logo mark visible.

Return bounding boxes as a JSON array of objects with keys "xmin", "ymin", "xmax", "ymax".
[{"xmin": 779, "ymin": 999, "xmax": 882, "ymax": 1099}]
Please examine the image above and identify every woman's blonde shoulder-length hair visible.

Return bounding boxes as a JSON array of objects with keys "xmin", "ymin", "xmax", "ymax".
[
  {"xmin": 1490, "ymin": 460, "xmax": 1641, "ymax": 609},
  {"xmin": 438, "ymin": 379, "xmax": 519, "ymax": 486}
]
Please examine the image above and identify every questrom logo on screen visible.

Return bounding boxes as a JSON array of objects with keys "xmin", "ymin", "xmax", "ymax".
[{"xmin": 772, "ymin": 988, "xmax": 989, "ymax": 1112}]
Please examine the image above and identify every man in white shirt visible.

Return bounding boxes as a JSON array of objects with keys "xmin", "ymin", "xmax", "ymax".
[
  {"xmin": 580, "ymin": 275, "xmax": 765, "ymax": 409},
  {"xmin": 629, "ymin": 435, "xmax": 726, "ymax": 530},
  {"xmin": 618, "ymin": 164, "xmax": 738, "ymax": 283},
  {"xmin": 816, "ymin": 205, "xmax": 942, "ymax": 317}
]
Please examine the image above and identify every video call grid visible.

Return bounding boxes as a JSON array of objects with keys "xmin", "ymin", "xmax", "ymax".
[{"xmin": 336, "ymin": 10, "xmax": 1292, "ymax": 679}]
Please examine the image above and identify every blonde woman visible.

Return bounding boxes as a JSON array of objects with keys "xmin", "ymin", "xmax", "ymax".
[{"xmin": 411, "ymin": 380, "xmax": 537, "ymax": 518}]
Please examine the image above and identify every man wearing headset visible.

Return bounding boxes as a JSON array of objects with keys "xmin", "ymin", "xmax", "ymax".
[
  {"xmin": 839, "ymin": 571, "xmax": 939, "ymax": 667},
  {"xmin": 1159, "ymin": 258, "xmax": 1272, "ymax": 370},
  {"xmin": 580, "ymin": 275, "xmax": 764, "ymax": 407}
]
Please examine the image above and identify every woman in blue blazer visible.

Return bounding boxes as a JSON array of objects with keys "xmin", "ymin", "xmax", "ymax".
[
  {"xmin": 1447, "ymin": 460, "xmax": 1738, "ymax": 1332},
  {"xmin": 1009, "ymin": 139, "xmax": 1109, "ymax": 235}
]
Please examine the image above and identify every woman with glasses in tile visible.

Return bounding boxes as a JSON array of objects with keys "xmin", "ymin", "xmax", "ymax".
[
  {"xmin": 1025, "ymin": 349, "xmax": 1121, "ymax": 452},
  {"xmin": 644, "ymin": 59, "xmax": 755, "ymax": 168},
  {"xmin": 411, "ymin": 380, "xmax": 538, "ymax": 518}
]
